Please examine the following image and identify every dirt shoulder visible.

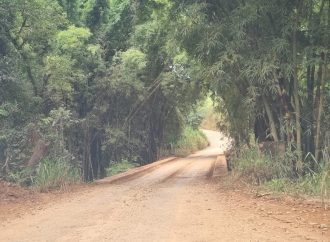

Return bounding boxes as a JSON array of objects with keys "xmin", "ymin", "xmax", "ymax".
[
  {"xmin": 1, "ymin": 165, "xmax": 330, "ymax": 236},
  {"xmin": 0, "ymin": 157, "xmax": 178, "ymax": 223},
  {"xmin": 0, "ymin": 180, "xmax": 92, "ymax": 223},
  {"xmin": 211, "ymin": 173, "xmax": 330, "ymax": 238},
  {"xmin": 0, "ymin": 130, "xmax": 329, "ymax": 242}
]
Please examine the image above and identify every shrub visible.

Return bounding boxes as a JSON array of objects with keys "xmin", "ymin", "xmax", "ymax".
[
  {"xmin": 233, "ymin": 146, "xmax": 330, "ymax": 201},
  {"xmin": 233, "ymin": 146, "xmax": 293, "ymax": 184},
  {"xmin": 264, "ymin": 166, "xmax": 329, "ymax": 199},
  {"xmin": 34, "ymin": 158, "xmax": 81, "ymax": 192},
  {"xmin": 7, "ymin": 168, "xmax": 35, "ymax": 186}
]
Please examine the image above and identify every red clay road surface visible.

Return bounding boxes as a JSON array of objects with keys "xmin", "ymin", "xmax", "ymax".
[{"xmin": 0, "ymin": 130, "xmax": 329, "ymax": 241}]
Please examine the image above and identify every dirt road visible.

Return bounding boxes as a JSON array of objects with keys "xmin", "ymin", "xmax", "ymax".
[{"xmin": 1, "ymin": 130, "xmax": 329, "ymax": 242}]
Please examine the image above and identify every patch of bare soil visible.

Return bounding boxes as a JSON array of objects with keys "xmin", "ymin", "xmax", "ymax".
[
  {"xmin": 0, "ymin": 180, "xmax": 34, "ymax": 202},
  {"xmin": 0, "ymin": 180, "xmax": 91, "ymax": 223},
  {"xmin": 0, "ymin": 180, "xmax": 37, "ymax": 222},
  {"xmin": 212, "ymin": 173, "xmax": 330, "ymax": 239}
]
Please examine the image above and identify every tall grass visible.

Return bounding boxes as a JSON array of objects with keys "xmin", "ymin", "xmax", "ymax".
[
  {"xmin": 233, "ymin": 147, "xmax": 330, "ymax": 203},
  {"xmin": 34, "ymin": 158, "xmax": 81, "ymax": 192},
  {"xmin": 264, "ymin": 165, "xmax": 329, "ymax": 196},
  {"xmin": 233, "ymin": 147, "xmax": 293, "ymax": 184}
]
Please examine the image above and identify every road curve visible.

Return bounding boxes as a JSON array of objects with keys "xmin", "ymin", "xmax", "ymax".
[{"xmin": 0, "ymin": 130, "xmax": 328, "ymax": 242}]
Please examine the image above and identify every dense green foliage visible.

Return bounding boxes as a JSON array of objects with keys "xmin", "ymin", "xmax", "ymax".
[
  {"xmin": 170, "ymin": 0, "xmax": 330, "ymax": 176},
  {"xmin": 0, "ymin": 0, "xmax": 329, "ymax": 187},
  {"xmin": 0, "ymin": 0, "xmax": 205, "ymax": 183}
]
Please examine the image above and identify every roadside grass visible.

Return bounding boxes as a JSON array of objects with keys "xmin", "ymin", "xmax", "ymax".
[
  {"xmin": 34, "ymin": 158, "xmax": 81, "ymax": 192},
  {"xmin": 263, "ymin": 168, "xmax": 329, "ymax": 197},
  {"xmin": 232, "ymin": 147, "xmax": 330, "ymax": 204},
  {"xmin": 106, "ymin": 159, "xmax": 140, "ymax": 177},
  {"xmin": 161, "ymin": 126, "xmax": 209, "ymax": 157},
  {"xmin": 233, "ymin": 147, "xmax": 293, "ymax": 184}
]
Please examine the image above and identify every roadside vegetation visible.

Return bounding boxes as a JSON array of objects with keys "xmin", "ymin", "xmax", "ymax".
[
  {"xmin": 160, "ymin": 126, "xmax": 208, "ymax": 157},
  {"xmin": 231, "ymin": 145, "xmax": 330, "ymax": 203},
  {"xmin": 34, "ymin": 158, "xmax": 81, "ymax": 192},
  {"xmin": 7, "ymin": 157, "xmax": 81, "ymax": 192},
  {"xmin": 173, "ymin": 127, "xmax": 208, "ymax": 157}
]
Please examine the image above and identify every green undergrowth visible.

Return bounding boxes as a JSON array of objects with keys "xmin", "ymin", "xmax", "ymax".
[
  {"xmin": 233, "ymin": 147, "xmax": 293, "ymax": 183},
  {"xmin": 34, "ymin": 158, "xmax": 81, "ymax": 192},
  {"xmin": 106, "ymin": 159, "xmax": 140, "ymax": 177},
  {"xmin": 263, "ymin": 168, "xmax": 329, "ymax": 198},
  {"xmin": 161, "ymin": 126, "xmax": 209, "ymax": 157},
  {"xmin": 232, "ymin": 147, "xmax": 330, "ymax": 201}
]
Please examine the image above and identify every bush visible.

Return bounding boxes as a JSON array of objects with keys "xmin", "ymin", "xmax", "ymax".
[
  {"xmin": 233, "ymin": 146, "xmax": 293, "ymax": 184},
  {"xmin": 34, "ymin": 158, "xmax": 81, "ymax": 192},
  {"xmin": 7, "ymin": 168, "xmax": 35, "ymax": 186},
  {"xmin": 233, "ymin": 146, "xmax": 330, "ymax": 200},
  {"xmin": 264, "ymin": 168, "xmax": 329, "ymax": 197}
]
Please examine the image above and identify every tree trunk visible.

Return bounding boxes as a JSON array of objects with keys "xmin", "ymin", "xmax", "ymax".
[
  {"xmin": 273, "ymin": 72, "xmax": 292, "ymax": 147},
  {"xmin": 315, "ymin": 53, "xmax": 327, "ymax": 161},
  {"xmin": 305, "ymin": 64, "xmax": 315, "ymax": 166},
  {"xmin": 27, "ymin": 139, "xmax": 51, "ymax": 167},
  {"xmin": 292, "ymin": 3, "xmax": 303, "ymax": 173},
  {"xmin": 20, "ymin": 53, "xmax": 39, "ymax": 96},
  {"xmin": 5, "ymin": 30, "xmax": 39, "ymax": 96},
  {"xmin": 83, "ymin": 124, "xmax": 92, "ymax": 182},
  {"xmin": 315, "ymin": 0, "xmax": 330, "ymax": 161},
  {"xmin": 262, "ymin": 95, "xmax": 279, "ymax": 142}
]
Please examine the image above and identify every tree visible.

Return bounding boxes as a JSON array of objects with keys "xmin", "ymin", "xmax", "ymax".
[{"xmin": 171, "ymin": 0, "xmax": 330, "ymax": 173}]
